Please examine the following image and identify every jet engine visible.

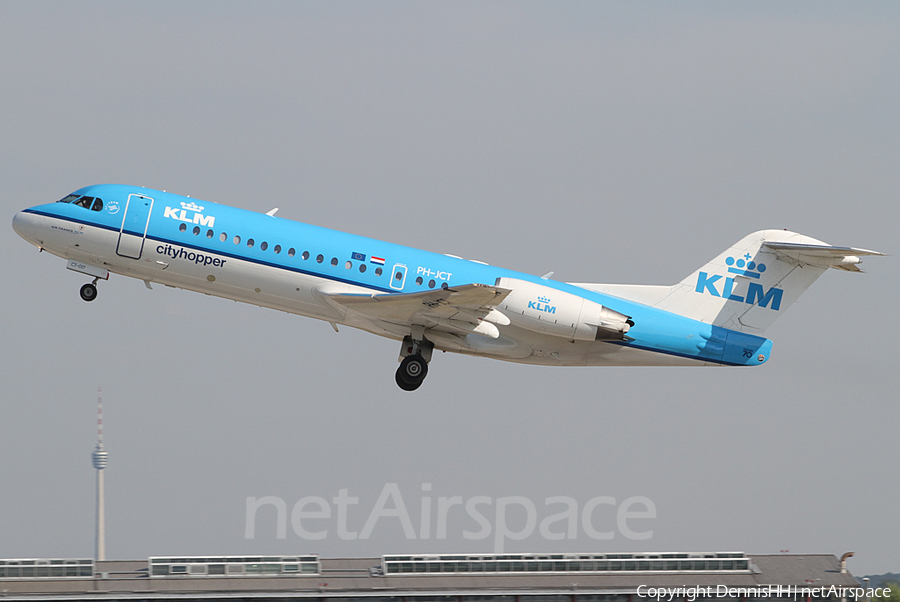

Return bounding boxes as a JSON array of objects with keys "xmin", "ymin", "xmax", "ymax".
[{"xmin": 496, "ymin": 278, "xmax": 633, "ymax": 341}]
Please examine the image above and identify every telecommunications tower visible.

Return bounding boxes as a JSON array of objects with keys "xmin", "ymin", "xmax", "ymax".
[{"xmin": 91, "ymin": 388, "xmax": 108, "ymax": 561}]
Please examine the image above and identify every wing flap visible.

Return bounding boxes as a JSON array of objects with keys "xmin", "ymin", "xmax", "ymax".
[{"xmin": 325, "ymin": 283, "xmax": 512, "ymax": 324}]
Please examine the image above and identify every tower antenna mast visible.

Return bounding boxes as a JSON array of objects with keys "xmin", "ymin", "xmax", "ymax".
[{"xmin": 92, "ymin": 388, "xmax": 108, "ymax": 561}]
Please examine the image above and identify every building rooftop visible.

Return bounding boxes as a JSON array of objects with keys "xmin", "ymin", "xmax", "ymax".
[{"xmin": 0, "ymin": 552, "xmax": 862, "ymax": 601}]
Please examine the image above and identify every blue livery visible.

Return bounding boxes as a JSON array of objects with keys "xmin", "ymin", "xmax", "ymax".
[{"xmin": 13, "ymin": 184, "xmax": 882, "ymax": 390}]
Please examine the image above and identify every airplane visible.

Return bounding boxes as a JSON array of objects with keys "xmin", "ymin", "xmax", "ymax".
[{"xmin": 12, "ymin": 184, "xmax": 884, "ymax": 391}]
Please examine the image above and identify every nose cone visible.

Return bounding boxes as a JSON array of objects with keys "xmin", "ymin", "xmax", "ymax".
[{"xmin": 12, "ymin": 210, "xmax": 43, "ymax": 247}]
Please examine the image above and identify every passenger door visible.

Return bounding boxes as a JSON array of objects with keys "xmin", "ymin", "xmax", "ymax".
[{"xmin": 116, "ymin": 194, "xmax": 154, "ymax": 259}]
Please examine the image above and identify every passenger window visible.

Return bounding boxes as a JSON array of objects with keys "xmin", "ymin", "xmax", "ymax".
[
  {"xmin": 192, "ymin": 226, "xmax": 200, "ymax": 235},
  {"xmin": 316, "ymin": 254, "xmax": 324, "ymax": 263},
  {"xmin": 274, "ymin": 245, "xmax": 281, "ymax": 254},
  {"xmin": 359, "ymin": 264, "xmax": 367, "ymax": 273},
  {"xmin": 233, "ymin": 235, "xmax": 241, "ymax": 244},
  {"xmin": 302, "ymin": 251, "xmax": 309, "ymax": 260},
  {"xmin": 91, "ymin": 198, "xmax": 103, "ymax": 211},
  {"xmin": 260, "ymin": 241, "xmax": 268, "ymax": 251},
  {"xmin": 428, "ymin": 280, "xmax": 435, "ymax": 288},
  {"xmin": 288, "ymin": 248, "xmax": 296, "ymax": 257},
  {"xmin": 206, "ymin": 229, "xmax": 214, "ymax": 238},
  {"xmin": 415, "ymin": 277, "xmax": 423, "ymax": 285},
  {"xmin": 375, "ymin": 267, "xmax": 383, "ymax": 276},
  {"xmin": 330, "ymin": 257, "xmax": 338, "ymax": 266},
  {"xmin": 247, "ymin": 238, "xmax": 254, "ymax": 248},
  {"xmin": 180, "ymin": 223, "xmax": 187, "ymax": 233},
  {"xmin": 220, "ymin": 232, "xmax": 227, "ymax": 242},
  {"xmin": 345, "ymin": 261, "xmax": 352, "ymax": 270}
]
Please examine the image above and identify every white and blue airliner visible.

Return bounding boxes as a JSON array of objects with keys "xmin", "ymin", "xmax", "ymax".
[{"xmin": 12, "ymin": 184, "xmax": 883, "ymax": 390}]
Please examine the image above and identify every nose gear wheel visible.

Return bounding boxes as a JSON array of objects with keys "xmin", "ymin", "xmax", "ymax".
[{"xmin": 80, "ymin": 282, "xmax": 98, "ymax": 302}]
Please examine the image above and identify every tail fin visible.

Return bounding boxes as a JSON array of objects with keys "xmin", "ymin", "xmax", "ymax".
[{"xmin": 577, "ymin": 230, "xmax": 884, "ymax": 334}]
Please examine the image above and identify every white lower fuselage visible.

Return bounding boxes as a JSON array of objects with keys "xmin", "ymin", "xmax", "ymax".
[{"xmin": 17, "ymin": 210, "xmax": 706, "ymax": 368}]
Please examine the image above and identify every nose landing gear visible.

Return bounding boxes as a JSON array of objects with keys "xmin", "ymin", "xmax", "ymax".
[
  {"xmin": 395, "ymin": 334, "xmax": 433, "ymax": 391},
  {"xmin": 80, "ymin": 278, "xmax": 99, "ymax": 302}
]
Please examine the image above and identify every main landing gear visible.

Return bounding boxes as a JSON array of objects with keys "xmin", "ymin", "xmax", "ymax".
[
  {"xmin": 395, "ymin": 333, "xmax": 434, "ymax": 391},
  {"xmin": 79, "ymin": 278, "xmax": 99, "ymax": 302}
]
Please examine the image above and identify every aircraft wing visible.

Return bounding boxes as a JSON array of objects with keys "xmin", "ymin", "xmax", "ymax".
[
  {"xmin": 324, "ymin": 283, "xmax": 512, "ymax": 337},
  {"xmin": 762, "ymin": 241, "xmax": 886, "ymax": 272}
]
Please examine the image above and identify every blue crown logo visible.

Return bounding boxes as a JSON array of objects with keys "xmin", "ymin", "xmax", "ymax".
[
  {"xmin": 725, "ymin": 254, "xmax": 766, "ymax": 279},
  {"xmin": 537, "ymin": 296, "xmax": 551, "ymax": 304},
  {"xmin": 181, "ymin": 201, "xmax": 205, "ymax": 212}
]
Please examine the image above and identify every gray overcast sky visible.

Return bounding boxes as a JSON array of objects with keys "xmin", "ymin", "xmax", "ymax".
[{"xmin": 1, "ymin": 1, "xmax": 897, "ymax": 576}]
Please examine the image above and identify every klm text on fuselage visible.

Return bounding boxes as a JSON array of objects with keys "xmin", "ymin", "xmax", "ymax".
[{"xmin": 164, "ymin": 204, "xmax": 215, "ymax": 227}]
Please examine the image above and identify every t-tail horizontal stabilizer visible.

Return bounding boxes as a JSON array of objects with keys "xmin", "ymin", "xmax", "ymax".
[{"xmin": 760, "ymin": 241, "xmax": 884, "ymax": 272}]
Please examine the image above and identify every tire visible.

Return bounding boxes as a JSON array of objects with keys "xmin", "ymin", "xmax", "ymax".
[
  {"xmin": 395, "ymin": 368, "xmax": 421, "ymax": 391},
  {"xmin": 398, "ymin": 354, "xmax": 428, "ymax": 384},
  {"xmin": 80, "ymin": 283, "xmax": 98, "ymax": 302}
]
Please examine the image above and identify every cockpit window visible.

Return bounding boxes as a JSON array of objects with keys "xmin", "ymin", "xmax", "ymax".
[{"xmin": 57, "ymin": 194, "xmax": 104, "ymax": 211}]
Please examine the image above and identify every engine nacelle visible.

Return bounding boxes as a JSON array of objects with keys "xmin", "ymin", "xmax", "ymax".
[{"xmin": 496, "ymin": 278, "xmax": 632, "ymax": 341}]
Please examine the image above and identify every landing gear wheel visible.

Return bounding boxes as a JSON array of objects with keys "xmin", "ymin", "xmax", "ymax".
[
  {"xmin": 80, "ymin": 283, "xmax": 98, "ymax": 302},
  {"xmin": 399, "ymin": 354, "xmax": 427, "ymax": 382},
  {"xmin": 395, "ymin": 369, "xmax": 421, "ymax": 391},
  {"xmin": 395, "ymin": 354, "xmax": 428, "ymax": 391}
]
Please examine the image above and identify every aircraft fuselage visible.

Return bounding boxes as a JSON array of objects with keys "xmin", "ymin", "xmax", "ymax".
[{"xmin": 13, "ymin": 184, "xmax": 775, "ymax": 389}]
